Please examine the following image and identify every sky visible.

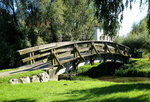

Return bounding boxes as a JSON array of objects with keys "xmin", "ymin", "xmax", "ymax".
[{"xmin": 119, "ymin": 1, "xmax": 148, "ymax": 36}]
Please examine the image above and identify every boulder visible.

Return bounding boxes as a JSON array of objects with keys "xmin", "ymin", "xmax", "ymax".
[
  {"xmin": 20, "ymin": 76, "xmax": 31, "ymax": 83},
  {"xmin": 31, "ymin": 75, "xmax": 40, "ymax": 83},
  {"xmin": 39, "ymin": 72, "xmax": 49, "ymax": 82},
  {"xmin": 10, "ymin": 78, "xmax": 20, "ymax": 84}
]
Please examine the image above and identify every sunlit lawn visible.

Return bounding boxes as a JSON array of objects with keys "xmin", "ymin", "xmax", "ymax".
[
  {"xmin": 0, "ymin": 79, "xmax": 150, "ymax": 102},
  {"xmin": 0, "ymin": 58, "xmax": 150, "ymax": 102}
]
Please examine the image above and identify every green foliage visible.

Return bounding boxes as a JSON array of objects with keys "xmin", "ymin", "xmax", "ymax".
[
  {"xmin": 94, "ymin": 0, "xmax": 150, "ymax": 36},
  {"xmin": 0, "ymin": 0, "xmax": 98, "ymax": 68},
  {"xmin": 115, "ymin": 58, "xmax": 150, "ymax": 77},
  {"xmin": 94, "ymin": 0, "xmax": 124, "ymax": 36},
  {"xmin": 0, "ymin": 9, "xmax": 24, "ymax": 68},
  {"xmin": 115, "ymin": 18, "xmax": 150, "ymax": 57}
]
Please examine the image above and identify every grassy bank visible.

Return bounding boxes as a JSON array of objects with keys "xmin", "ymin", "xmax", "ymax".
[
  {"xmin": 78, "ymin": 62, "xmax": 123, "ymax": 78},
  {"xmin": 115, "ymin": 58, "xmax": 150, "ymax": 77}
]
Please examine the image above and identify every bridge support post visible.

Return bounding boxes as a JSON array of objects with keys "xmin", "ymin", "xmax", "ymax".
[{"xmin": 47, "ymin": 67, "xmax": 58, "ymax": 81}]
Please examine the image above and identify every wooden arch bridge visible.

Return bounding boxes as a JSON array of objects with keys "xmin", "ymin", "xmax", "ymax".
[{"xmin": 18, "ymin": 41, "xmax": 130, "ymax": 75}]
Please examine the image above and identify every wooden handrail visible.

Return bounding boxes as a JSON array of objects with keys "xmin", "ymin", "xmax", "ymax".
[{"xmin": 18, "ymin": 41, "xmax": 130, "ymax": 66}]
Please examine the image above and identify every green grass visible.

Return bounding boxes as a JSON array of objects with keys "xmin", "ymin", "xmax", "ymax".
[
  {"xmin": 0, "ymin": 80, "xmax": 150, "ymax": 102},
  {"xmin": 0, "ymin": 70, "xmax": 44, "ymax": 84},
  {"xmin": 115, "ymin": 58, "xmax": 150, "ymax": 77},
  {"xmin": 0, "ymin": 68, "xmax": 19, "ymax": 73},
  {"xmin": 78, "ymin": 62, "xmax": 101, "ymax": 73}
]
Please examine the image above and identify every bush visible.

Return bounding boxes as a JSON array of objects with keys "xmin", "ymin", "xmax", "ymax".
[{"xmin": 115, "ymin": 58, "xmax": 150, "ymax": 77}]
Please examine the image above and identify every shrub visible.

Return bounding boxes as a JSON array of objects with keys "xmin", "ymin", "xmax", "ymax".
[{"xmin": 115, "ymin": 58, "xmax": 150, "ymax": 77}]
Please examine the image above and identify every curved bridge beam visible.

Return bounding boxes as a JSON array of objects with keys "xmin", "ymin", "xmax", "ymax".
[{"xmin": 18, "ymin": 41, "xmax": 130, "ymax": 75}]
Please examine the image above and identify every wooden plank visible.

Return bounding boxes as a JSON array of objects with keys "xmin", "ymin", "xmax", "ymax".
[
  {"xmin": 18, "ymin": 41, "xmax": 73, "ymax": 55},
  {"xmin": 94, "ymin": 44, "xmax": 104, "ymax": 47},
  {"xmin": 61, "ymin": 58, "xmax": 78, "ymax": 64},
  {"xmin": 57, "ymin": 52, "xmax": 73, "ymax": 59},
  {"xmin": 29, "ymin": 53, "xmax": 33, "ymax": 64},
  {"xmin": 56, "ymin": 47, "xmax": 73, "ymax": 53},
  {"xmin": 78, "ymin": 48, "xmax": 90, "ymax": 52},
  {"xmin": 22, "ymin": 52, "xmax": 51, "ymax": 63},
  {"xmin": 105, "ymin": 43, "xmax": 112, "ymax": 54},
  {"xmin": 32, "ymin": 52, "xmax": 35, "ymax": 63},
  {"xmin": 116, "ymin": 46, "xmax": 123, "ymax": 55},
  {"xmin": 53, "ymin": 53, "xmax": 64, "ymax": 68},
  {"xmin": 92, "ymin": 44, "xmax": 99, "ymax": 55},
  {"xmin": 81, "ymin": 52, "xmax": 95, "ymax": 58},
  {"xmin": 74, "ymin": 46, "xmax": 84, "ymax": 60},
  {"xmin": 18, "ymin": 43, "xmax": 56, "ymax": 55}
]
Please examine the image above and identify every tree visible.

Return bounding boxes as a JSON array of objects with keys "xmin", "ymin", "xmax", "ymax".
[
  {"xmin": 0, "ymin": 9, "xmax": 23, "ymax": 68},
  {"xmin": 0, "ymin": 0, "xmax": 98, "ymax": 68},
  {"xmin": 115, "ymin": 18, "xmax": 150, "ymax": 57},
  {"xmin": 94, "ymin": 0, "xmax": 150, "ymax": 36},
  {"xmin": 63, "ymin": 0, "xmax": 98, "ymax": 41}
]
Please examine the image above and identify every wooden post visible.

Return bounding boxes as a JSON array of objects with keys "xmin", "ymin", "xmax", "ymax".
[
  {"xmin": 73, "ymin": 44, "xmax": 78, "ymax": 71},
  {"xmin": 29, "ymin": 52, "xmax": 33, "ymax": 64},
  {"xmin": 32, "ymin": 52, "xmax": 35, "ymax": 63},
  {"xmin": 29, "ymin": 52, "xmax": 35, "ymax": 64},
  {"xmin": 103, "ymin": 42, "xmax": 107, "ymax": 63},
  {"xmin": 90, "ymin": 42, "xmax": 95, "ymax": 65},
  {"xmin": 51, "ymin": 49, "xmax": 57, "ymax": 66}
]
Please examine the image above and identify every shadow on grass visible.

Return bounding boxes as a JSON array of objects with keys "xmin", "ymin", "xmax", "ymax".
[
  {"xmin": 54, "ymin": 83, "xmax": 150, "ymax": 102},
  {"xmin": 81, "ymin": 62, "xmax": 123, "ymax": 78},
  {"xmin": 3, "ymin": 99, "xmax": 36, "ymax": 102}
]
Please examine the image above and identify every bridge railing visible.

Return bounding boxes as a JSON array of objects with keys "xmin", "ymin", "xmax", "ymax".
[{"xmin": 18, "ymin": 41, "xmax": 130, "ymax": 69}]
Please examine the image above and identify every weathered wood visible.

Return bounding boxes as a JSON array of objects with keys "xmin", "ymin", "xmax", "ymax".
[
  {"xmin": 56, "ymin": 47, "xmax": 73, "ymax": 53},
  {"xmin": 57, "ymin": 52, "xmax": 73, "ymax": 59},
  {"xmin": 92, "ymin": 44, "xmax": 99, "ymax": 55},
  {"xmin": 22, "ymin": 52, "xmax": 51, "ymax": 63},
  {"xmin": 115, "ymin": 45, "xmax": 123, "ymax": 55},
  {"xmin": 61, "ymin": 58, "xmax": 78, "ymax": 64},
  {"xmin": 74, "ymin": 45, "xmax": 84, "ymax": 60},
  {"xmin": 78, "ymin": 48, "xmax": 90, "ymax": 52},
  {"xmin": 105, "ymin": 43, "xmax": 112, "ymax": 54},
  {"xmin": 18, "ymin": 41, "xmax": 130, "ymax": 70},
  {"xmin": 53, "ymin": 53, "xmax": 64, "ymax": 68},
  {"xmin": 18, "ymin": 43, "xmax": 56, "ymax": 55}
]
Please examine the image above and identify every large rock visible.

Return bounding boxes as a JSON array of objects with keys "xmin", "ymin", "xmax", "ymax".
[
  {"xmin": 20, "ymin": 76, "xmax": 31, "ymax": 83},
  {"xmin": 10, "ymin": 78, "xmax": 20, "ymax": 84},
  {"xmin": 39, "ymin": 72, "xmax": 49, "ymax": 82},
  {"xmin": 48, "ymin": 67, "xmax": 58, "ymax": 81},
  {"xmin": 31, "ymin": 75, "xmax": 40, "ymax": 83}
]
